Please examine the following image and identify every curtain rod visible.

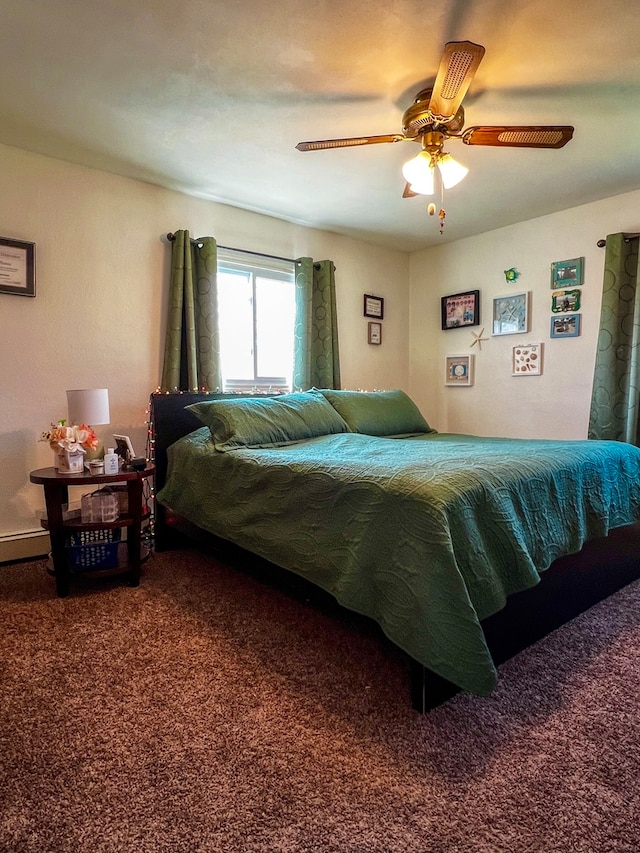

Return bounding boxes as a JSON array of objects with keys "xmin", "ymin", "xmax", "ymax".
[
  {"xmin": 165, "ymin": 232, "xmax": 297, "ymax": 264},
  {"xmin": 596, "ymin": 232, "xmax": 640, "ymax": 247}
]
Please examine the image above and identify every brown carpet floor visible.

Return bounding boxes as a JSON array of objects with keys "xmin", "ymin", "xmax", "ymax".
[{"xmin": 1, "ymin": 548, "xmax": 639, "ymax": 852}]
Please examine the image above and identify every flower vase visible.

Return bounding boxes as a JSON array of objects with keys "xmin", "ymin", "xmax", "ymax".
[{"xmin": 53, "ymin": 448, "xmax": 85, "ymax": 474}]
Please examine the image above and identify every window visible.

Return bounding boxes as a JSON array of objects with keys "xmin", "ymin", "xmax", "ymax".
[{"xmin": 217, "ymin": 249, "xmax": 296, "ymax": 393}]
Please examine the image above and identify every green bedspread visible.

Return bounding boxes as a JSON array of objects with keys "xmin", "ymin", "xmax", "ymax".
[{"xmin": 157, "ymin": 429, "xmax": 640, "ymax": 695}]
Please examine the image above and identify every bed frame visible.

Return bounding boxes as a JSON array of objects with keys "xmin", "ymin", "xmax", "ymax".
[{"xmin": 150, "ymin": 392, "xmax": 640, "ymax": 712}]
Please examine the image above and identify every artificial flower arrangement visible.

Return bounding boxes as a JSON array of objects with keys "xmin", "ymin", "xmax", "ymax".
[{"xmin": 41, "ymin": 420, "xmax": 99, "ymax": 454}]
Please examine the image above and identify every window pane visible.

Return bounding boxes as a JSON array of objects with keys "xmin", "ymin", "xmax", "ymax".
[
  {"xmin": 255, "ymin": 276, "xmax": 295, "ymax": 383},
  {"xmin": 218, "ymin": 270, "xmax": 253, "ymax": 380},
  {"xmin": 217, "ymin": 251, "xmax": 296, "ymax": 392}
]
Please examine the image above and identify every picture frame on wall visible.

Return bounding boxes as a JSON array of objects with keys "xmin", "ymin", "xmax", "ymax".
[
  {"xmin": 550, "ymin": 314, "xmax": 581, "ymax": 338},
  {"xmin": 445, "ymin": 354, "xmax": 475, "ymax": 386},
  {"xmin": 551, "ymin": 289, "xmax": 581, "ymax": 313},
  {"xmin": 0, "ymin": 236, "xmax": 36, "ymax": 297},
  {"xmin": 492, "ymin": 292, "xmax": 529, "ymax": 336},
  {"xmin": 363, "ymin": 294, "xmax": 384, "ymax": 319},
  {"xmin": 441, "ymin": 289, "xmax": 480, "ymax": 330},
  {"xmin": 367, "ymin": 321, "xmax": 382, "ymax": 345},
  {"xmin": 512, "ymin": 343, "xmax": 543, "ymax": 376},
  {"xmin": 550, "ymin": 257, "xmax": 584, "ymax": 288}
]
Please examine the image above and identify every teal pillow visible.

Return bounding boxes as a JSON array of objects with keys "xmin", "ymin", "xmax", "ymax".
[
  {"xmin": 187, "ymin": 391, "xmax": 350, "ymax": 451},
  {"xmin": 318, "ymin": 389, "xmax": 435, "ymax": 436}
]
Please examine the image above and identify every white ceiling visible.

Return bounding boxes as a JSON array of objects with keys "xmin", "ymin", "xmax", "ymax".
[{"xmin": 2, "ymin": 0, "xmax": 639, "ymax": 252}]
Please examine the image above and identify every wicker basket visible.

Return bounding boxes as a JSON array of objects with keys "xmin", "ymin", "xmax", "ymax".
[{"xmin": 66, "ymin": 529, "xmax": 122, "ymax": 571}]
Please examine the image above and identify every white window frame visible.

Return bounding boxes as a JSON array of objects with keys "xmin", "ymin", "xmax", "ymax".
[{"xmin": 217, "ymin": 249, "xmax": 295, "ymax": 393}]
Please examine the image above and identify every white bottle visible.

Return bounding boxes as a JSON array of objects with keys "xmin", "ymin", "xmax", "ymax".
[{"xmin": 103, "ymin": 448, "xmax": 119, "ymax": 475}]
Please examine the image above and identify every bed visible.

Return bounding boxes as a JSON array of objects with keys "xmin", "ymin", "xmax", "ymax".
[{"xmin": 151, "ymin": 389, "xmax": 640, "ymax": 711}]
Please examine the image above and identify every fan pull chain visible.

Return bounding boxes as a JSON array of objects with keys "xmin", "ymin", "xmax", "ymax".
[
  {"xmin": 426, "ymin": 177, "xmax": 446, "ymax": 234},
  {"xmin": 439, "ymin": 178, "xmax": 446, "ymax": 234}
]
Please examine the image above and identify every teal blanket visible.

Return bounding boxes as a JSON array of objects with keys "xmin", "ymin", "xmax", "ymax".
[{"xmin": 157, "ymin": 429, "xmax": 640, "ymax": 695}]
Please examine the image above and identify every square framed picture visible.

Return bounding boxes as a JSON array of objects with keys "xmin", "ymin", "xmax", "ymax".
[
  {"xmin": 445, "ymin": 354, "xmax": 475, "ymax": 386},
  {"xmin": 551, "ymin": 288, "xmax": 581, "ymax": 313},
  {"xmin": 368, "ymin": 321, "xmax": 382, "ymax": 345},
  {"xmin": 363, "ymin": 294, "xmax": 384, "ymax": 319},
  {"xmin": 551, "ymin": 257, "xmax": 583, "ymax": 288},
  {"xmin": 441, "ymin": 289, "xmax": 480, "ymax": 330},
  {"xmin": 492, "ymin": 292, "xmax": 529, "ymax": 336},
  {"xmin": 512, "ymin": 343, "xmax": 543, "ymax": 376},
  {"xmin": 550, "ymin": 314, "xmax": 581, "ymax": 338},
  {"xmin": 0, "ymin": 236, "xmax": 36, "ymax": 297}
]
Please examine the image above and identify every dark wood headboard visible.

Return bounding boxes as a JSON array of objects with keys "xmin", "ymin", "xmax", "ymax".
[
  {"xmin": 149, "ymin": 391, "xmax": 277, "ymax": 551},
  {"xmin": 150, "ymin": 392, "xmax": 212, "ymax": 492},
  {"xmin": 149, "ymin": 392, "xmax": 225, "ymax": 550}
]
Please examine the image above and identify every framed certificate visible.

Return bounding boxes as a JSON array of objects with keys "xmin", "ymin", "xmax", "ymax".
[
  {"xmin": 0, "ymin": 237, "xmax": 36, "ymax": 297},
  {"xmin": 363, "ymin": 294, "xmax": 384, "ymax": 319}
]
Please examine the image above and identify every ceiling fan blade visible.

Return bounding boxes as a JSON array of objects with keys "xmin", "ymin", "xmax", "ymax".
[
  {"xmin": 462, "ymin": 126, "xmax": 574, "ymax": 149},
  {"xmin": 402, "ymin": 182, "xmax": 418, "ymax": 198},
  {"xmin": 428, "ymin": 40, "xmax": 485, "ymax": 121},
  {"xmin": 296, "ymin": 134, "xmax": 405, "ymax": 151}
]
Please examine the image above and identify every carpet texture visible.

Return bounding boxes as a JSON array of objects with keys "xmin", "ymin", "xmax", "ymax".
[{"xmin": 1, "ymin": 548, "xmax": 639, "ymax": 852}]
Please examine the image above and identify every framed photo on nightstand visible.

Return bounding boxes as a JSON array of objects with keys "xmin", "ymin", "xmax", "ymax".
[{"xmin": 113, "ymin": 434, "xmax": 136, "ymax": 464}]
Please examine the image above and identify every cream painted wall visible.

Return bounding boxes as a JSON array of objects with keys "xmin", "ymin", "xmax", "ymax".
[
  {"xmin": 2, "ymin": 138, "xmax": 637, "ymax": 560},
  {"xmin": 0, "ymin": 143, "xmax": 409, "ymax": 554},
  {"xmin": 409, "ymin": 189, "xmax": 640, "ymax": 439}
]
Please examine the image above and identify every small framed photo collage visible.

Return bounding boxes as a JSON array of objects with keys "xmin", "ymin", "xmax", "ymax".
[{"xmin": 550, "ymin": 257, "xmax": 583, "ymax": 339}]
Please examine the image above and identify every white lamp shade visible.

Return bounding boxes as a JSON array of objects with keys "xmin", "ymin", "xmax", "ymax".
[
  {"xmin": 402, "ymin": 151, "xmax": 434, "ymax": 194},
  {"xmin": 409, "ymin": 174, "xmax": 435, "ymax": 195},
  {"xmin": 437, "ymin": 153, "xmax": 468, "ymax": 189},
  {"xmin": 66, "ymin": 389, "xmax": 111, "ymax": 426}
]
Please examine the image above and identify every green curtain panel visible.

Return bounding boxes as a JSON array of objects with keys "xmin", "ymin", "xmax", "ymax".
[
  {"xmin": 160, "ymin": 230, "xmax": 221, "ymax": 393},
  {"xmin": 293, "ymin": 258, "xmax": 341, "ymax": 391},
  {"xmin": 588, "ymin": 233, "xmax": 640, "ymax": 444}
]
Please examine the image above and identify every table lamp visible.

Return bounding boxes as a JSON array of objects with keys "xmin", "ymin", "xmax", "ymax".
[{"xmin": 66, "ymin": 388, "xmax": 111, "ymax": 459}]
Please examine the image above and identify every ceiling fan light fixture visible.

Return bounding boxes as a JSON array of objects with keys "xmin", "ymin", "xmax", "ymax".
[
  {"xmin": 437, "ymin": 152, "xmax": 468, "ymax": 188},
  {"xmin": 402, "ymin": 151, "xmax": 434, "ymax": 193},
  {"xmin": 409, "ymin": 172, "xmax": 435, "ymax": 195}
]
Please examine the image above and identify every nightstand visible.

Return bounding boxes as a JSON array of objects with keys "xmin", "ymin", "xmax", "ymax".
[{"xmin": 30, "ymin": 463, "xmax": 155, "ymax": 597}]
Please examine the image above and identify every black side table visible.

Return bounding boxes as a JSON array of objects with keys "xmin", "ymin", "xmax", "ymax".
[{"xmin": 30, "ymin": 464, "xmax": 155, "ymax": 597}]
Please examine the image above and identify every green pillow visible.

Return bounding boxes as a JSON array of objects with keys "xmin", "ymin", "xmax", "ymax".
[
  {"xmin": 187, "ymin": 390, "xmax": 350, "ymax": 451},
  {"xmin": 318, "ymin": 389, "xmax": 435, "ymax": 436}
]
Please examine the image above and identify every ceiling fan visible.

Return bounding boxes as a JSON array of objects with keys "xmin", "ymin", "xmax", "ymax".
[{"xmin": 296, "ymin": 41, "xmax": 574, "ymax": 210}]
